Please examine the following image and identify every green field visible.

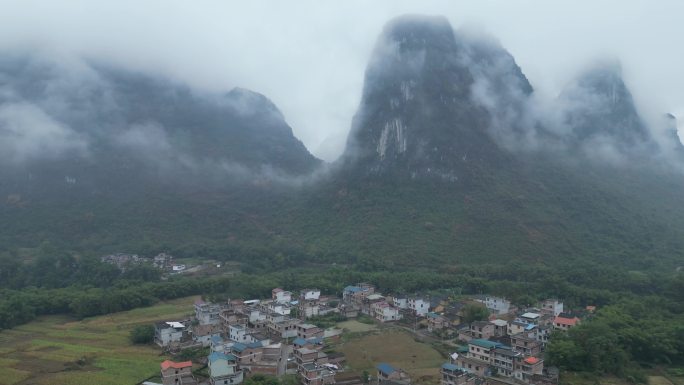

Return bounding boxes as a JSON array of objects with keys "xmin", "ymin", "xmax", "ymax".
[
  {"xmin": 336, "ymin": 328, "xmax": 445, "ymax": 385},
  {"xmin": 0, "ymin": 296, "xmax": 198, "ymax": 385}
]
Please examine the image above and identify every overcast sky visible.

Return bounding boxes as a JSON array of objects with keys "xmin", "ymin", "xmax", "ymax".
[{"xmin": 0, "ymin": 0, "xmax": 682, "ymax": 161}]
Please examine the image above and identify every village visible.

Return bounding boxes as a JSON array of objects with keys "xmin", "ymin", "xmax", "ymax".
[{"xmin": 143, "ymin": 282, "xmax": 592, "ymax": 385}]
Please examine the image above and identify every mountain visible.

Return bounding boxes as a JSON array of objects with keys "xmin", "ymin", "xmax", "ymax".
[
  {"xmin": 0, "ymin": 55, "xmax": 320, "ymax": 199},
  {"xmin": 342, "ymin": 15, "xmax": 506, "ymax": 181},
  {"xmin": 2, "ymin": 16, "xmax": 684, "ymax": 274},
  {"xmin": 558, "ymin": 60, "xmax": 654, "ymax": 153}
]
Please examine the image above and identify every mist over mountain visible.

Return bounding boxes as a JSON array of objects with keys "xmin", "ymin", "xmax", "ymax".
[
  {"xmin": 0, "ymin": 55, "xmax": 320, "ymax": 199},
  {"xmin": 1, "ymin": 15, "xmax": 684, "ymax": 272}
]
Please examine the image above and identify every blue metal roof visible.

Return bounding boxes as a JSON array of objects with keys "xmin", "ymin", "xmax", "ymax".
[
  {"xmin": 232, "ymin": 343, "xmax": 246, "ymax": 352},
  {"xmin": 344, "ymin": 286, "xmax": 362, "ymax": 293},
  {"xmin": 209, "ymin": 352, "xmax": 237, "ymax": 363},
  {"xmin": 377, "ymin": 363, "xmax": 396, "ymax": 376},
  {"xmin": 293, "ymin": 338, "xmax": 307, "ymax": 346},
  {"xmin": 469, "ymin": 339, "xmax": 502, "ymax": 349},
  {"xmin": 247, "ymin": 341, "xmax": 263, "ymax": 349},
  {"xmin": 442, "ymin": 363, "xmax": 461, "ymax": 371},
  {"xmin": 211, "ymin": 336, "xmax": 223, "ymax": 344}
]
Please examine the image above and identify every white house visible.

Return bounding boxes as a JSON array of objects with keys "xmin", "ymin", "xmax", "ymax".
[
  {"xmin": 272, "ymin": 288, "xmax": 292, "ymax": 304},
  {"xmin": 154, "ymin": 321, "xmax": 186, "ymax": 347},
  {"xmin": 540, "ymin": 299, "xmax": 564, "ymax": 317},
  {"xmin": 229, "ymin": 324, "xmax": 255, "ymax": 344},
  {"xmin": 408, "ymin": 297, "xmax": 429, "ymax": 317},
  {"xmin": 390, "ymin": 295, "xmax": 408, "ymax": 309},
  {"xmin": 300, "ymin": 289, "xmax": 321, "ymax": 301},
  {"xmin": 372, "ymin": 302, "xmax": 402, "ymax": 322},
  {"xmin": 483, "ymin": 296, "xmax": 512, "ymax": 315}
]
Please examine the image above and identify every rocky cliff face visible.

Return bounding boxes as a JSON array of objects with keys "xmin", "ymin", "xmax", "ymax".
[
  {"xmin": 558, "ymin": 60, "xmax": 653, "ymax": 154},
  {"xmin": 342, "ymin": 15, "xmax": 500, "ymax": 181},
  {"xmin": 341, "ymin": 15, "xmax": 538, "ymax": 181}
]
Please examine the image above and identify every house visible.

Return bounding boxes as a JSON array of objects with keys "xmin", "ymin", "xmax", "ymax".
[
  {"xmin": 372, "ymin": 302, "xmax": 402, "ymax": 323},
  {"xmin": 267, "ymin": 302, "xmax": 292, "ymax": 316},
  {"xmin": 208, "ymin": 352, "xmax": 243, "ymax": 385},
  {"xmin": 441, "ymin": 363, "xmax": 476, "ymax": 385},
  {"xmin": 299, "ymin": 362, "xmax": 336, "ymax": 385},
  {"xmin": 153, "ymin": 253, "xmax": 173, "ymax": 269},
  {"xmin": 490, "ymin": 319, "xmax": 509, "ymax": 337},
  {"xmin": 161, "ymin": 360, "xmax": 196, "ymax": 385},
  {"xmin": 408, "ymin": 296, "xmax": 429, "ymax": 317},
  {"xmin": 514, "ymin": 356, "xmax": 544, "ymax": 383},
  {"xmin": 293, "ymin": 337, "xmax": 324, "ymax": 350},
  {"xmin": 299, "ymin": 301, "xmax": 321, "ymax": 319},
  {"xmin": 426, "ymin": 312, "xmax": 448, "ymax": 332},
  {"xmin": 211, "ymin": 335, "xmax": 226, "ymax": 352},
  {"xmin": 534, "ymin": 324, "xmax": 552, "ymax": 346},
  {"xmin": 482, "ymin": 296, "xmax": 512, "ymax": 315},
  {"xmin": 510, "ymin": 334, "xmax": 542, "ymax": 356},
  {"xmin": 553, "ymin": 314, "xmax": 580, "ymax": 331},
  {"xmin": 220, "ymin": 308, "xmax": 249, "ymax": 335},
  {"xmin": 272, "ymin": 288, "xmax": 293, "ymax": 304},
  {"xmin": 191, "ymin": 323, "xmax": 222, "ymax": 347},
  {"xmin": 268, "ymin": 317, "xmax": 300, "ymax": 339},
  {"xmin": 454, "ymin": 354, "xmax": 488, "ymax": 377},
  {"xmin": 519, "ymin": 313, "xmax": 541, "ymax": 325},
  {"xmin": 468, "ymin": 339, "xmax": 502, "ymax": 363},
  {"xmin": 507, "ymin": 320, "xmax": 529, "ymax": 336},
  {"xmin": 390, "ymin": 294, "xmax": 408, "ymax": 309},
  {"xmin": 229, "ymin": 324, "xmax": 255, "ymax": 344},
  {"xmin": 539, "ymin": 299, "xmax": 564, "ymax": 317},
  {"xmin": 491, "ymin": 347, "xmax": 521, "ymax": 377},
  {"xmin": 155, "ymin": 321, "xmax": 187, "ymax": 347},
  {"xmin": 231, "ymin": 342, "xmax": 264, "ymax": 365},
  {"xmin": 469, "ymin": 321, "xmax": 495, "ymax": 340},
  {"xmin": 195, "ymin": 300, "xmax": 224, "ymax": 326},
  {"xmin": 295, "ymin": 347, "xmax": 328, "ymax": 367},
  {"xmin": 297, "ymin": 323, "xmax": 324, "ymax": 339},
  {"xmin": 362, "ymin": 294, "xmax": 385, "ymax": 315},
  {"xmin": 376, "ymin": 363, "xmax": 410, "ymax": 385},
  {"xmin": 301, "ymin": 289, "xmax": 321, "ymax": 301},
  {"xmin": 343, "ymin": 284, "xmax": 375, "ymax": 304}
]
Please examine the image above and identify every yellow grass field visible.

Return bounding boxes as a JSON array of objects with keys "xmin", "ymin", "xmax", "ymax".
[
  {"xmin": 336, "ymin": 320, "xmax": 379, "ymax": 333},
  {"xmin": 337, "ymin": 328, "xmax": 445, "ymax": 385},
  {"xmin": 0, "ymin": 296, "xmax": 198, "ymax": 385}
]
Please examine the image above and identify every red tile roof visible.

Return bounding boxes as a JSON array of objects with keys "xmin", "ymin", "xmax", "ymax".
[
  {"xmin": 554, "ymin": 315, "xmax": 580, "ymax": 326},
  {"xmin": 524, "ymin": 357, "xmax": 540, "ymax": 365},
  {"xmin": 161, "ymin": 360, "xmax": 192, "ymax": 370}
]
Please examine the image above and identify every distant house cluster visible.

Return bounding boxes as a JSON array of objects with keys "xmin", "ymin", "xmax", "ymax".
[
  {"xmin": 155, "ymin": 287, "xmax": 344, "ymax": 385},
  {"xmin": 341, "ymin": 283, "xmax": 429, "ymax": 322},
  {"xmin": 100, "ymin": 252, "xmax": 175, "ymax": 272},
  {"xmin": 152, "ymin": 285, "xmax": 590, "ymax": 385},
  {"xmin": 444, "ymin": 298, "xmax": 586, "ymax": 384}
]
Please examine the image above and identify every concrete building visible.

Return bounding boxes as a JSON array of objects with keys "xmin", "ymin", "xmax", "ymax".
[
  {"xmin": 155, "ymin": 321, "xmax": 187, "ymax": 347},
  {"xmin": 161, "ymin": 360, "xmax": 196, "ymax": 385},
  {"xmin": 483, "ymin": 296, "xmax": 511, "ymax": 315},
  {"xmin": 208, "ymin": 352, "xmax": 243, "ymax": 385}
]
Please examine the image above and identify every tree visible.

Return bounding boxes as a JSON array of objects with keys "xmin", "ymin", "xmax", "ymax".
[
  {"xmin": 462, "ymin": 304, "xmax": 489, "ymax": 324},
  {"xmin": 244, "ymin": 374, "xmax": 279, "ymax": 385},
  {"xmin": 129, "ymin": 324, "xmax": 155, "ymax": 344}
]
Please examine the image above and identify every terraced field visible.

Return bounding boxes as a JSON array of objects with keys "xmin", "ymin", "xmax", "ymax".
[{"xmin": 0, "ymin": 296, "xmax": 197, "ymax": 385}]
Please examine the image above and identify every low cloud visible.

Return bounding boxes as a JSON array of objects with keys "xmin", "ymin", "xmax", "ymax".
[{"xmin": 0, "ymin": 102, "xmax": 88, "ymax": 163}]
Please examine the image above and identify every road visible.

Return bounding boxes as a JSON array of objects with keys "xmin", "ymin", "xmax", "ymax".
[{"xmin": 278, "ymin": 343, "xmax": 293, "ymax": 375}]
